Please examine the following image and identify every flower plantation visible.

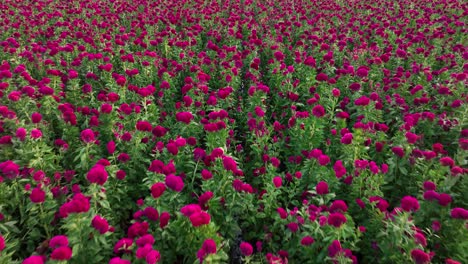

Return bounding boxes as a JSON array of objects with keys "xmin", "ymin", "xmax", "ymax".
[{"xmin": 0, "ymin": 0, "xmax": 467, "ymax": 263}]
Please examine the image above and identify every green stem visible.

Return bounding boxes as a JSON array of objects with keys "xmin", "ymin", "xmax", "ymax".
[{"xmin": 39, "ymin": 203, "xmax": 51, "ymax": 238}]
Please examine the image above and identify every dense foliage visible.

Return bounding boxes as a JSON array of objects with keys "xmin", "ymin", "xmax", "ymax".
[{"xmin": 0, "ymin": 0, "xmax": 467, "ymax": 263}]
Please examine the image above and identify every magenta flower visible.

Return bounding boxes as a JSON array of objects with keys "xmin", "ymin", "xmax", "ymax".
[
  {"xmin": 301, "ymin": 236, "xmax": 314, "ymax": 246},
  {"xmin": 92, "ymin": 215, "xmax": 109, "ymax": 234},
  {"xmin": 150, "ymin": 182, "xmax": 166, "ymax": 198},
  {"xmin": 400, "ymin": 196, "xmax": 420, "ymax": 212},
  {"xmin": 86, "ymin": 165, "xmax": 108, "ymax": 185},
  {"xmin": 49, "ymin": 235, "xmax": 69, "ymax": 248},
  {"xmin": 165, "ymin": 174, "xmax": 184, "ymax": 192},
  {"xmin": 273, "ymin": 176, "xmax": 282, "ymax": 188},
  {"xmin": 410, "ymin": 249, "xmax": 431, "ymax": 264},
  {"xmin": 80, "ymin": 129, "xmax": 95, "ymax": 143},
  {"xmin": 22, "ymin": 256, "xmax": 45, "ymax": 264},
  {"xmin": 316, "ymin": 181, "xmax": 329, "ymax": 195},
  {"xmin": 0, "ymin": 234, "xmax": 4, "ymax": 252},
  {"xmin": 189, "ymin": 211, "xmax": 211, "ymax": 227},
  {"xmin": 30, "ymin": 187, "xmax": 45, "ymax": 203},
  {"xmin": 175, "ymin": 111, "xmax": 194, "ymax": 124},
  {"xmin": 450, "ymin": 208, "xmax": 468, "ymax": 220},
  {"xmin": 50, "ymin": 246, "xmax": 72, "ymax": 260},
  {"xmin": 328, "ymin": 212, "xmax": 347, "ymax": 227},
  {"xmin": 240, "ymin": 242, "xmax": 253, "ymax": 256}
]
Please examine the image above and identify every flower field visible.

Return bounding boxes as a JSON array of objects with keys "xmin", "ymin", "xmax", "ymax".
[{"xmin": 0, "ymin": 0, "xmax": 467, "ymax": 263}]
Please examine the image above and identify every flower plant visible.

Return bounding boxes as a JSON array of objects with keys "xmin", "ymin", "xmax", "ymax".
[{"xmin": 0, "ymin": 0, "xmax": 467, "ymax": 263}]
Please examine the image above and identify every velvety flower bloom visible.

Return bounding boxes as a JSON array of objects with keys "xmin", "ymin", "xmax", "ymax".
[
  {"xmin": 273, "ymin": 176, "xmax": 282, "ymax": 188},
  {"xmin": 144, "ymin": 207, "xmax": 159, "ymax": 221},
  {"xmin": 277, "ymin": 208, "xmax": 288, "ymax": 219},
  {"xmin": 166, "ymin": 143, "xmax": 178, "ymax": 155},
  {"xmin": 31, "ymin": 112, "xmax": 42, "ymax": 123},
  {"xmin": 222, "ymin": 156, "xmax": 237, "ymax": 171},
  {"xmin": 136, "ymin": 244, "xmax": 152, "ymax": 259},
  {"xmin": 318, "ymin": 155, "xmax": 330, "ymax": 166},
  {"xmin": 30, "ymin": 129, "xmax": 42, "ymax": 139},
  {"xmin": 175, "ymin": 112, "xmax": 194, "ymax": 124},
  {"xmin": 414, "ymin": 232, "xmax": 427, "ymax": 247},
  {"xmin": 330, "ymin": 200, "xmax": 348, "ymax": 213},
  {"xmin": 58, "ymin": 193, "xmax": 91, "ymax": 218},
  {"xmin": 49, "ymin": 235, "xmax": 69, "ymax": 248},
  {"xmin": 240, "ymin": 242, "xmax": 253, "ymax": 256},
  {"xmin": 106, "ymin": 141, "xmax": 116, "ymax": 154},
  {"xmin": 439, "ymin": 157, "xmax": 455, "ymax": 167},
  {"xmin": 181, "ymin": 204, "xmax": 202, "ymax": 217},
  {"xmin": 92, "ymin": 215, "xmax": 109, "ymax": 234},
  {"xmin": 16, "ymin": 127, "xmax": 27, "ymax": 141},
  {"xmin": 437, "ymin": 193, "xmax": 452, "ymax": 206},
  {"xmin": 356, "ymin": 66, "xmax": 369, "ymax": 78},
  {"xmin": 0, "ymin": 235, "xmax": 4, "ymax": 251},
  {"xmin": 201, "ymin": 169, "xmax": 213, "ymax": 180},
  {"xmin": 316, "ymin": 72, "xmax": 328, "ymax": 82},
  {"xmin": 146, "ymin": 250, "xmax": 161, "ymax": 264},
  {"xmin": 301, "ymin": 236, "xmax": 314, "ymax": 246},
  {"xmin": 114, "ymin": 238, "xmax": 133, "ymax": 254},
  {"xmin": 197, "ymin": 238, "xmax": 217, "ymax": 262},
  {"xmin": 354, "ymin": 96, "xmax": 370, "ymax": 106},
  {"xmin": 423, "ymin": 190, "xmax": 439, "ymax": 201},
  {"xmin": 423, "ymin": 181, "xmax": 436, "ymax": 191},
  {"xmin": 136, "ymin": 234, "xmax": 155, "ymax": 247},
  {"xmin": 411, "ymin": 249, "xmax": 431, "ymax": 264},
  {"xmin": 128, "ymin": 221, "xmax": 149, "ymax": 238},
  {"xmin": 165, "ymin": 174, "xmax": 184, "ymax": 192},
  {"xmin": 116, "ymin": 170, "xmax": 126, "ymax": 180},
  {"xmin": 150, "ymin": 183, "xmax": 166, "ymax": 198},
  {"xmin": 0, "ymin": 160, "xmax": 19, "ymax": 179},
  {"xmin": 392, "ymin": 147, "xmax": 405, "ymax": 157},
  {"xmin": 445, "ymin": 259, "xmax": 461, "ymax": 264},
  {"xmin": 312, "ymin": 104, "xmax": 325, "ymax": 117},
  {"xmin": 50, "ymin": 246, "xmax": 72, "ymax": 260},
  {"xmin": 316, "ymin": 181, "xmax": 329, "ymax": 195},
  {"xmin": 450, "ymin": 208, "xmax": 468, "ymax": 219},
  {"xmin": 22, "ymin": 256, "xmax": 45, "ymax": 264},
  {"xmin": 30, "ymin": 187, "xmax": 46, "ymax": 203},
  {"xmin": 340, "ymin": 133, "xmax": 353, "ymax": 144},
  {"xmin": 80, "ymin": 129, "xmax": 95, "ymax": 143},
  {"xmin": 401, "ymin": 196, "xmax": 420, "ymax": 212},
  {"xmin": 109, "ymin": 257, "xmax": 131, "ymax": 264},
  {"xmin": 333, "ymin": 160, "xmax": 347, "ymax": 178},
  {"xmin": 117, "ymin": 153, "xmax": 130, "ymax": 163},
  {"xmin": 136, "ymin": 121, "xmax": 152, "ymax": 132},
  {"xmin": 189, "ymin": 211, "xmax": 211, "ymax": 227},
  {"xmin": 152, "ymin": 125, "xmax": 167, "ymax": 137},
  {"xmin": 328, "ymin": 213, "xmax": 347, "ymax": 227},
  {"xmin": 405, "ymin": 132, "xmax": 419, "ymax": 144},
  {"xmin": 86, "ymin": 165, "xmax": 108, "ymax": 185},
  {"xmin": 328, "ymin": 240, "xmax": 342, "ymax": 257},
  {"xmin": 159, "ymin": 212, "xmax": 170, "ymax": 228}
]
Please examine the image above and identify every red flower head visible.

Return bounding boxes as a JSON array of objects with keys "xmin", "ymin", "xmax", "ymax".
[
  {"xmin": 151, "ymin": 183, "xmax": 166, "ymax": 198},
  {"xmin": 49, "ymin": 235, "xmax": 69, "ymax": 248},
  {"xmin": 86, "ymin": 165, "xmax": 108, "ymax": 185},
  {"xmin": 401, "ymin": 196, "xmax": 420, "ymax": 212},
  {"xmin": 92, "ymin": 215, "xmax": 109, "ymax": 234},
  {"xmin": 30, "ymin": 187, "xmax": 46, "ymax": 203},
  {"xmin": 176, "ymin": 112, "xmax": 194, "ymax": 124},
  {"xmin": 80, "ymin": 129, "xmax": 96, "ymax": 143},
  {"xmin": 240, "ymin": 242, "xmax": 253, "ymax": 256},
  {"xmin": 190, "ymin": 211, "xmax": 211, "ymax": 227},
  {"xmin": 316, "ymin": 181, "xmax": 329, "ymax": 195},
  {"xmin": 165, "ymin": 175, "xmax": 184, "ymax": 192},
  {"xmin": 411, "ymin": 249, "xmax": 431, "ymax": 264},
  {"xmin": 50, "ymin": 246, "xmax": 72, "ymax": 260}
]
